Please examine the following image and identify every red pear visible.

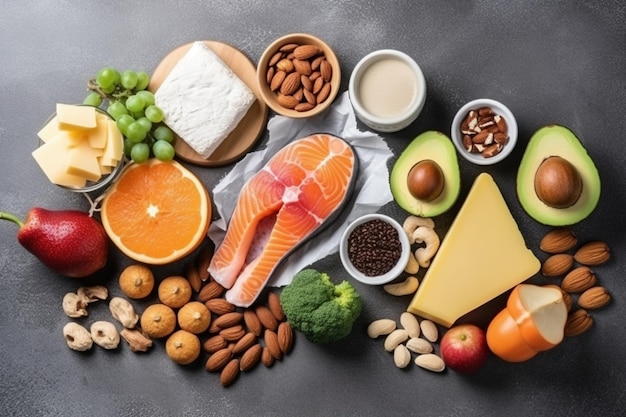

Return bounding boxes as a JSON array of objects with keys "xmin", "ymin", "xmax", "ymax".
[{"xmin": 1, "ymin": 207, "xmax": 108, "ymax": 278}]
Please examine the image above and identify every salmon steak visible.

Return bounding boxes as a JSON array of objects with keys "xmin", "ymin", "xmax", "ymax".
[{"xmin": 209, "ymin": 133, "xmax": 358, "ymax": 307}]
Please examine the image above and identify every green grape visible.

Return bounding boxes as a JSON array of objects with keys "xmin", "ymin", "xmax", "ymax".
[
  {"xmin": 121, "ymin": 70, "xmax": 138, "ymax": 90},
  {"xmin": 136, "ymin": 90, "xmax": 155, "ymax": 107},
  {"xmin": 144, "ymin": 105, "xmax": 164, "ymax": 123},
  {"xmin": 96, "ymin": 67, "xmax": 117, "ymax": 89},
  {"xmin": 83, "ymin": 92, "xmax": 102, "ymax": 107},
  {"xmin": 125, "ymin": 95, "xmax": 145, "ymax": 113},
  {"xmin": 100, "ymin": 83, "xmax": 116, "ymax": 94},
  {"xmin": 152, "ymin": 140, "xmax": 175, "ymax": 161},
  {"xmin": 135, "ymin": 116, "xmax": 152, "ymax": 133},
  {"xmin": 135, "ymin": 71, "xmax": 150, "ymax": 90},
  {"xmin": 126, "ymin": 122, "xmax": 147, "ymax": 143},
  {"xmin": 153, "ymin": 125, "xmax": 175, "ymax": 143},
  {"xmin": 123, "ymin": 138, "xmax": 134, "ymax": 158},
  {"xmin": 130, "ymin": 142, "xmax": 150, "ymax": 163},
  {"xmin": 107, "ymin": 101, "xmax": 128, "ymax": 120},
  {"xmin": 116, "ymin": 114, "xmax": 135, "ymax": 135}
]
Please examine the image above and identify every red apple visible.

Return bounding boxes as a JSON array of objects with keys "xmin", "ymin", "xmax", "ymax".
[{"xmin": 440, "ymin": 324, "xmax": 489, "ymax": 374}]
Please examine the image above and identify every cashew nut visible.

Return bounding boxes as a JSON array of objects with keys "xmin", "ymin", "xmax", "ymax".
[
  {"xmin": 403, "ymin": 216, "xmax": 435, "ymax": 244},
  {"xmin": 383, "ymin": 276, "xmax": 419, "ymax": 296},
  {"xmin": 404, "ymin": 250, "xmax": 419, "ymax": 274},
  {"xmin": 63, "ymin": 322, "xmax": 93, "ymax": 351},
  {"xmin": 120, "ymin": 328, "xmax": 153, "ymax": 352},
  {"xmin": 90, "ymin": 321, "xmax": 120, "ymax": 349},
  {"xmin": 62, "ymin": 292, "xmax": 88, "ymax": 318},
  {"xmin": 413, "ymin": 226, "xmax": 440, "ymax": 268},
  {"xmin": 109, "ymin": 297, "xmax": 139, "ymax": 329},
  {"xmin": 77, "ymin": 285, "xmax": 108, "ymax": 304}
]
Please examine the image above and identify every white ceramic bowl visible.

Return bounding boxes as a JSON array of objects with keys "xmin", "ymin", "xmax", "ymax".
[
  {"xmin": 339, "ymin": 213, "xmax": 411, "ymax": 285},
  {"xmin": 348, "ymin": 49, "xmax": 426, "ymax": 132},
  {"xmin": 450, "ymin": 98, "xmax": 518, "ymax": 165}
]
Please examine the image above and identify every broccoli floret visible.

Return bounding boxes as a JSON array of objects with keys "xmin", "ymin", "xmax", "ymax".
[{"xmin": 280, "ymin": 269, "xmax": 362, "ymax": 344}]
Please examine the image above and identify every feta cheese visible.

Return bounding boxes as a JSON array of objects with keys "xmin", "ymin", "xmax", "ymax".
[{"xmin": 155, "ymin": 41, "xmax": 256, "ymax": 158}]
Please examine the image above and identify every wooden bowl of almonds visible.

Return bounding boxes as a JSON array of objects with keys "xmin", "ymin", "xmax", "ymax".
[{"xmin": 257, "ymin": 33, "xmax": 341, "ymax": 118}]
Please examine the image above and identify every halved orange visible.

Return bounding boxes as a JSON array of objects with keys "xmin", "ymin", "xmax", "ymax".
[{"xmin": 101, "ymin": 159, "xmax": 211, "ymax": 265}]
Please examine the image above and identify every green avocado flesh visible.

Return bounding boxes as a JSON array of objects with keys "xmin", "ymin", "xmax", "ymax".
[
  {"xmin": 390, "ymin": 131, "xmax": 460, "ymax": 217},
  {"xmin": 516, "ymin": 125, "xmax": 601, "ymax": 226}
]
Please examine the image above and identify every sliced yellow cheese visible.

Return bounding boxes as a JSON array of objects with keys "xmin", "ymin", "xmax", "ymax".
[
  {"xmin": 56, "ymin": 103, "xmax": 97, "ymax": 130},
  {"xmin": 37, "ymin": 116, "xmax": 61, "ymax": 143},
  {"xmin": 87, "ymin": 113, "xmax": 109, "ymax": 149},
  {"xmin": 66, "ymin": 139, "xmax": 104, "ymax": 181},
  {"xmin": 100, "ymin": 119, "xmax": 124, "ymax": 167},
  {"xmin": 407, "ymin": 173, "xmax": 540, "ymax": 327},
  {"xmin": 32, "ymin": 135, "xmax": 87, "ymax": 188}
]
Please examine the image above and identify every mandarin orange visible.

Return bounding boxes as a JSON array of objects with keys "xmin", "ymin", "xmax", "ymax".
[{"xmin": 101, "ymin": 159, "xmax": 210, "ymax": 265}]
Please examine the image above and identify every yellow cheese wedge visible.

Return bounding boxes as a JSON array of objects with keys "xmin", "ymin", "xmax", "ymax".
[
  {"xmin": 87, "ymin": 113, "xmax": 110, "ymax": 149},
  {"xmin": 66, "ymin": 139, "xmax": 104, "ymax": 181},
  {"xmin": 407, "ymin": 173, "xmax": 540, "ymax": 327},
  {"xmin": 56, "ymin": 103, "xmax": 97, "ymax": 130},
  {"xmin": 37, "ymin": 116, "xmax": 61, "ymax": 143},
  {"xmin": 32, "ymin": 135, "xmax": 87, "ymax": 188},
  {"xmin": 100, "ymin": 119, "xmax": 124, "ymax": 167}
]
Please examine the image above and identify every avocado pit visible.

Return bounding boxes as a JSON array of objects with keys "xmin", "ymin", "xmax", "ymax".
[
  {"xmin": 534, "ymin": 156, "xmax": 582, "ymax": 209},
  {"xmin": 407, "ymin": 160, "xmax": 444, "ymax": 202}
]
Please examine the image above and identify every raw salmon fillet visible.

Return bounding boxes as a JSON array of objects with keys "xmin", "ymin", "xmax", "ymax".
[{"xmin": 209, "ymin": 133, "xmax": 358, "ymax": 307}]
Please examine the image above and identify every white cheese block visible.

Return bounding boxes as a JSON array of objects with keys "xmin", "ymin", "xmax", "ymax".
[{"xmin": 155, "ymin": 41, "xmax": 256, "ymax": 158}]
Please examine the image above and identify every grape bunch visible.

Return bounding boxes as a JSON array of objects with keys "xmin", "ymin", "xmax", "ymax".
[{"xmin": 84, "ymin": 67, "xmax": 175, "ymax": 163}]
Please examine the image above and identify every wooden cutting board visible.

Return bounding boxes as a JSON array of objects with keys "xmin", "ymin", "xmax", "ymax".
[{"xmin": 149, "ymin": 41, "xmax": 268, "ymax": 167}]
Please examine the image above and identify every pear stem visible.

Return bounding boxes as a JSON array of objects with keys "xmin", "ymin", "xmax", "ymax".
[{"xmin": 0, "ymin": 211, "xmax": 24, "ymax": 228}]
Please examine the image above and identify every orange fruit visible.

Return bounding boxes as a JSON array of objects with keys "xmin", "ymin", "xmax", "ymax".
[
  {"xmin": 158, "ymin": 275, "xmax": 192, "ymax": 308},
  {"xmin": 165, "ymin": 330, "xmax": 201, "ymax": 365},
  {"xmin": 119, "ymin": 264, "xmax": 155, "ymax": 299},
  {"xmin": 101, "ymin": 159, "xmax": 211, "ymax": 265},
  {"xmin": 140, "ymin": 303, "xmax": 177, "ymax": 339}
]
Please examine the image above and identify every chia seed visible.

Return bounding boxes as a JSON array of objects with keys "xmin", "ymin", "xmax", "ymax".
[{"xmin": 347, "ymin": 218, "xmax": 402, "ymax": 277}]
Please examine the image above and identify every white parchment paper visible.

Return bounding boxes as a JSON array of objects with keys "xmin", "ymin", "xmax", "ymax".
[{"xmin": 208, "ymin": 91, "xmax": 394, "ymax": 287}]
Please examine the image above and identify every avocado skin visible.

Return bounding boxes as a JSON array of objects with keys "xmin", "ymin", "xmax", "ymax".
[
  {"xmin": 390, "ymin": 131, "xmax": 461, "ymax": 217},
  {"xmin": 516, "ymin": 125, "xmax": 601, "ymax": 226}
]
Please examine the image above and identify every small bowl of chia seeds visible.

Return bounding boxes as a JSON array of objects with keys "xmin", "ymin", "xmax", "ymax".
[{"xmin": 339, "ymin": 213, "xmax": 411, "ymax": 285}]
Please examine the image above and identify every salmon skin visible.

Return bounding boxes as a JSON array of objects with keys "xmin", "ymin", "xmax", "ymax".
[{"xmin": 208, "ymin": 133, "xmax": 358, "ymax": 307}]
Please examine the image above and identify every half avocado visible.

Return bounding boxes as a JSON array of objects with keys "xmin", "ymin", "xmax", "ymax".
[
  {"xmin": 516, "ymin": 125, "xmax": 601, "ymax": 226},
  {"xmin": 390, "ymin": 131, "xmax": 461, "ymax": 217}
]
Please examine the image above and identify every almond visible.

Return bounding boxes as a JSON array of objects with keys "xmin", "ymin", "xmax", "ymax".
[
  {"xmin": 292, "ymin": 88, "xmax": 304, "ymax": 102},
  {"xmin": 293, "ymin": 44, "xmax": 320, "ymax": 60},
  {"xmin": 243, "ymin": 309, "xmax": 263, "ymax": 336},
  {"xmin": 205, "ymin": 347, "xmax": 232, "ymax": 372},
  {"xmin": 277, "ymin": 321, "xmax": 294, "ymax": 354},
  {"xmin": 197, "ymin": 281, "xmax": 225, "ymax": 302},
  {"xmin": 279, "ymin": 43, "xmax": 299, "ymax": 52},
  {"xmin": 196, "ymin": 245, "xmax": 213, "ymax": 281},
  {"xmin": 293, "ymin": 58, "xmax": 312, "ymax": 76},
  {"xmin": 574, "ymin": 241, "xmax": 610, "ymax": 266},
  {"xmin": 561, "ymin": 266, "xmax": 596, "ymax": 293},
  {"xmin": 264, "ymin": 329, "xmax": 282, "ymax": 360},
  {"xmin": 578, "ymin": 286, "xmax": 611, "ymax": 310},
  {"xmin": 268, "ymin": 51, "xmax": 283, "ymax": 67},
  {"xmin": 270, "ymin": 70, "xmax": 286, "ymax": 91},
  {"xmin": 541, "ymin": 253, "xmax": 574, "ymax": 277},
  {"xmin": 203, "ymin": 334, "xmax": 227, "ymax": 353},
  {"xmin": 311, "ymin": 55, "xmax": 324, "ymax": 70},
  {"xmin": 255, "ymin": 305, "xmax": 278, "ymax": 331},
  {"xmin": 539, "ymin": 228, "xmax": 577, "ymax": 253},
  {"xmin": 213, "ymin": 312, "xmax": 243, "ymax": 329},
  {"xmin": 301, "ymin": 74, "xmax": 313, "ymax": 91},
  {"xmin": 185, "ymin": 262, "xmax": 202, "ymax": 292},
  {"xmin": 560, "ymin": 287, "xmax": 573, "ymax": 312},
  {"xmin": 276, "ymin": 58, "xmax": 294, "ymax": 73},
  {"xmin": 219, "ymin": 325, "xmax": 246, "ymax": 342},
  {"xmin": 261, "ymin": 346, "xmax": 274, "ymax": 367},
  {"xmin": 320, "ymin": 59, "xmax": 332, "ymax": 82},
  {"xmin": 266, "ymin": 66, "xmax": 275, "ymax": 85},
  {"xmin": 316, "ymin": 82, "xmax": 331, "ymax": 104},
  {"xmin": 279, "ymin": 72, "xmax": 301, "ymax": 96},
  {"xmin": 267, "ymin": 292, "xmax": 285, "ymax": 321},
  {"xmin": 564, "ymin": 309, "xmax": 593, "ymax": 337},
  {"xmin": 277, "ymin": 94, "xmax": 300, "ymax": 109},
  {"xmin": 420, "ymin": 319, "xmax": 439, "ymax": 343},
  {"xmin": 232, "ymin": 332, "xmax": 257, "ymax": 355},
  {"xmin": 239, "ymin": 343, "xmax": 262, "ymax": 371},
  {"xmin": 295, "ymin": 102, "xmax": 315, "ymax": 112},
  {"xmin": 312, "ymin": 76, "xmax": 324, "ymax": 94},
  {"xmin": 220, "ymin": 358, "xmax": 240, "ymax": 387},
  {"xmin": 303, "ymin": 89, "xmax": 317, "ymax": 105},
  {"xmin": 415, "ymin": 353, "xmax": 446, "ymax": 372},
  {"xmin": 205, "ymin": 298, "xmax": 235, "ymax": 315}
]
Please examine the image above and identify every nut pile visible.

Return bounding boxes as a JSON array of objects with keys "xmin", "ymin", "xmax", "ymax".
[
  {"xmin": 265, "ymin": 42, "xmax": 333, "ymax": 112},
  {"xmin": 368, "ymin": 312, "xmax": 445, "ymax": 372},
  {"xmin": 538, "ymin": 228, "xmax": 612, "ymax": 337},
  {"xmin": 460, "ymin": 106, "xmax": 509, "ymax": 158}
]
